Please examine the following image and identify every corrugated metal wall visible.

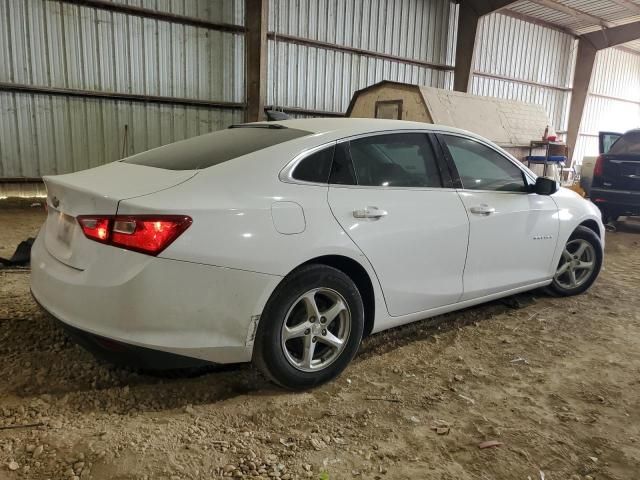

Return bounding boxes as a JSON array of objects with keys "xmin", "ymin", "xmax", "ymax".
[
  {"xmin": 472, "ymin": 12, "xmax": 576, "ymax": 136},
  {"xmin": 574, "ymin": 48, "xmax": 640, "ymax": 164},
  {"xmin": 103, "ymin": 0, "xmax": 244, "ymax": 24},
  {"xmin": 0, "ymin": 0, "xmax": 244, "ymax": 177},
  {"xmin": 2, "ymin": 0, "xmax": 639, "ymax": 179},
  {"xmin": 266, "ymin": 0, "xmax": 457, "ymax": 115}
]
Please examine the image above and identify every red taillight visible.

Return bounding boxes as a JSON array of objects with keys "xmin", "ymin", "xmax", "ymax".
[
  {"xmin": 593, "ymin": 155, "xmax": 604, "ymax": 177},
  {"xmin": 77, "ymin": 217, "xmax": 111, "ymax": 243},
  {"xmin": 77, "ymin": 215, "xmax": 192, "ymax": 256},
  {"xmin": 111, "ymin": 216, "xmax": 192, "ymax": 255}
]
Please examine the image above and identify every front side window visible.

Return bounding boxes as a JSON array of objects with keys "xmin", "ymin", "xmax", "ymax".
[
  {"xmin": 347, "ymin": 133, "xmax": 442, "ymax": 187},
  {"xmin": 442, "ymin": 135, "xmax": 527, "ymax": 192}
]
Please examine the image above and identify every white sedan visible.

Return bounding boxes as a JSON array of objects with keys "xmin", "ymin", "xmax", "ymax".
[{"xmin": 31, "ymin": 119, "xmax": 604, "ymax": 389}]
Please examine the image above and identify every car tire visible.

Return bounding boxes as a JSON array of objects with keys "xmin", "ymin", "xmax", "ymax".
[
  {"xmin": 253, "ymin": 264, "xmax": 364, "ymax": 390},
  {"xmin": 548, "ymin": 226, "xmax": 603, "ymax": 297}
]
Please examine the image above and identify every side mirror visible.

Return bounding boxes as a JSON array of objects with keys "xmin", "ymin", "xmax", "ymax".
[{"xmin": 534, "ymin": 176, "xmax": 559, "ymax": 195}]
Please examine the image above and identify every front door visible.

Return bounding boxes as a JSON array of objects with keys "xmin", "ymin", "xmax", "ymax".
[
  {"xmin": 438, "ymin": 134, "xmax": 559, "ymax": 300},
  {"xmin": 327, "ymin": 132, "xmax": 469, "ymax": 317}
]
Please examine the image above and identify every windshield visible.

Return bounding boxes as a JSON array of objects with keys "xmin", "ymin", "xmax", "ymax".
[
  {"xmin": 123, "ymin": 125, "xmax": 312, "ymax": 170},
  {"xmin": 609, "ymin": 130, "xmax": 640, "ymax": 155}
]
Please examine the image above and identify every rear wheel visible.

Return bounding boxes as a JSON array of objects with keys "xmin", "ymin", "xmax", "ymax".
[
  {"xmin": 548, "ymin": 226, "xmax": 602, "ymax": 296},
  {"xmin": 253, "ymin": 264, "xmax": 364, "ymax": 390}
]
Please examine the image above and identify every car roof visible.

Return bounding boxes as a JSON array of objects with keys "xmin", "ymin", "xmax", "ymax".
[{"xmin": 262, "ymin": 117, "xmax": 481, "ymax": 140}]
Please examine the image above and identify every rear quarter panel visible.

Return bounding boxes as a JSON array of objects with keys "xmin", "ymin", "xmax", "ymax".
[{"xmin": 116, "ymin": 136, "xmax": 388, "ymax": 323}]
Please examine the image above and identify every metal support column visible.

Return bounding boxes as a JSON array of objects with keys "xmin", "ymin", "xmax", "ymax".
[{"xmin": 245, "ymin": 0, "xmax": 269, "ymax": 122}]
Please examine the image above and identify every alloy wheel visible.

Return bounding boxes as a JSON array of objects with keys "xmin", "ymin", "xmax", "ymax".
[
  {"xmin": 280, "ymin": 288, "xmax": 351, "ymax": 372},
  {"xmin": 554, "ymin": 239, "xmax": 596, "ymax": 289}
]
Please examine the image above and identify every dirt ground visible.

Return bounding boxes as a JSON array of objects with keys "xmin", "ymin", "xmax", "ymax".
[{"xmin": 1, "ymin": 201, "xmax": 639, "ymax": 480}]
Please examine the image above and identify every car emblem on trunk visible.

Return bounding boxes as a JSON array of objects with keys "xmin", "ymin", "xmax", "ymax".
[{"xmin": 52, "ymin": 196, "xmax": 60, "ymax": 208}]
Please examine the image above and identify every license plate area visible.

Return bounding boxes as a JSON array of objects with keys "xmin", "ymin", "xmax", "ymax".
[
  {"xmin": 45, "ymin": 207, "xmax": 78, "ymax": 257},
  {"xmin": 56, "ymin": 211, "xmax": 76, "ymax": 246}
]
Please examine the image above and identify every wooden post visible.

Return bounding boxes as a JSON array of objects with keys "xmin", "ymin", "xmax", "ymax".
[{"xmin": 245, "ymin": 0, "xmax": 268, "ymax": 122}]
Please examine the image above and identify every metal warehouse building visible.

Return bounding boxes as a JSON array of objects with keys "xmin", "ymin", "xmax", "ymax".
[
  {"xmin": 3, "ymin": 1, "xmax": 640, "ymax": 479},
  {"xmin": 0, "ymin": 0, "xmax": 638, "ymax": 181}
]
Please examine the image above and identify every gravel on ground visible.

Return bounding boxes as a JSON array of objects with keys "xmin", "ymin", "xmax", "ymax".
[{"xmin": 1, "ymin": 201, "xmax": 639, "ymax": 479}]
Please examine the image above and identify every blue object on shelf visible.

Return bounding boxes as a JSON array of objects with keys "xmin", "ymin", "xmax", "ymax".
[{"xmin": 525, "ymin": 155, "xmax": 567, "ymax": 163}]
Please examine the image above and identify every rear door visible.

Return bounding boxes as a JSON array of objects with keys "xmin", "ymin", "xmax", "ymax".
[
  {"xmin": 327, "ymin": 132, "xmax": 469, "ymax": 317},
  {"xmin": 437, "ymin": 134, "xmax": 559, "ymax": 300}
]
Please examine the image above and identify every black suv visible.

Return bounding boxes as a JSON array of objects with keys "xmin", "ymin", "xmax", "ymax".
[{"xmin": 591, "ymin": 129, "xmax": 640, "ymax": 223}]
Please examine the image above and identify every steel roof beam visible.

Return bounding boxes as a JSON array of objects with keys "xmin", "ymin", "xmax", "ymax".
[
  {"xmin": 526, "ymin": 0, "xmax": 614, "ymax": 28},
  {"xmin": 608, "ymin": 0, "xmax": 640, "ymax": 15},
  {"xmin": 582, "ymin": 20, "xmax": 640, "ymax": 49}
]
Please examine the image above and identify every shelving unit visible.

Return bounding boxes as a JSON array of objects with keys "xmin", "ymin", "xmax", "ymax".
[{"xmin": 526, "ymin": 140, "xmax": 569, "ymax": 181}]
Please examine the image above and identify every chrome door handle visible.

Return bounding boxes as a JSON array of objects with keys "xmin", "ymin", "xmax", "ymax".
[
  {"xmin": 469, "ymin": 204, "xmax": 496, "ymax": 216},
  {"xmin": 353, "ymin": 206, "xmax": 388, "ymax": 219}
]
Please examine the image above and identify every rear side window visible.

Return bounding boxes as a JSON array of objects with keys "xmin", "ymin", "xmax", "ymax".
[
  {"xmin": 609, "ymin": 131, "xmax": 640, "ymax": 155},
  {"xmin": 123, "ymin": 125, "xmax": 312, "ymax": 170},
  {"xmin": 348, "ymin": 133, "xmax": 442, "ymax": 187},
  {"xmin": 292, "ymin": 146, "xmax": 334, "ymax": 183}
]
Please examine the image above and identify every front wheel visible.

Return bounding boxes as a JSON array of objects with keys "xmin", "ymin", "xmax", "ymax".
[
  {"xmin": 253, "ymin": 264, "xmax": 364, "ymax": 390},
  {"xmin": 548, "ymin": 226, "xmax": 603, "ymax": 296}
]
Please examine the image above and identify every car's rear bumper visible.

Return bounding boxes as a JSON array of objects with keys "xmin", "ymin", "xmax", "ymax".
[
  {"xmin": 591, "ymin": 187, "xmax": 640, "ymax": 215},
  {"xmin": 30, "ymin": 231, "xmax": 282, "ymax": 366},
  {"xmin": 35, "ymin": 299, "xmax": 213, "ymax": 370}
]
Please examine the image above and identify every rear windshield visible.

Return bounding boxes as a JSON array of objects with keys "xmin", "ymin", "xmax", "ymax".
[
  {"xmin": 609, "ymin": 130, "xmax": 640, "ymax": 155},
  {"xmin": 123, "ymin": 125, "xmax": 312, "ymax": 170}
]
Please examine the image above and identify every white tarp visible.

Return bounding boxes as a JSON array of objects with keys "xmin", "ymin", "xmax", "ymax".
[{"xmin": 419, "ymin": 86, "xmax": 555, "ymax": 148}]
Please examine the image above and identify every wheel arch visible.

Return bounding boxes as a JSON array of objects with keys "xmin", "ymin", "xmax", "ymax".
[
  {"xmin": 295, "ymin": 255, "xmax": 377, "ymax": 337},
  {"xmin": 579, "ymin": 218, "xmax": 601, "ymax": 238},
  {"xmin": 548, "ymin": 218, "xmax": 604, "ymax": 297}
]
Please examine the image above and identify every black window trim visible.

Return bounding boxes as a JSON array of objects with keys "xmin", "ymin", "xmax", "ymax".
[
  {"xmin": 330, "ymin": 141, "xmax": 358, "ymax": 186},
  {"xmin": 281, "ymin": 130, "xmax": 452, "ymax": 189},
  {"xmin": 279, "ymin": 129, "xmax": 534, "ymax": 191},
  {"xmin": 279, "ymin": 141, "xmax": 338, "ymax": 186},
  {"xmin": 427, "ymin": 132, "xmax": 455, "ymax": 189},
  {"xmin": 340, "ymin": 129, "xmax": 453, "ymax": 190},
  {"xmin": 331, "ymin": 130, "xmax": 454, "ymax": 190},
  {"xmin": 435, "ymin": 132, "xmax": 537, "ymax": 194}
]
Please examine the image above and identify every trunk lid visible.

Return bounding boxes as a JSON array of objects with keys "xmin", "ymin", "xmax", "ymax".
[{"xmin": 43, "ymin": 162, "xmax": 196, "ymax": 270}]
